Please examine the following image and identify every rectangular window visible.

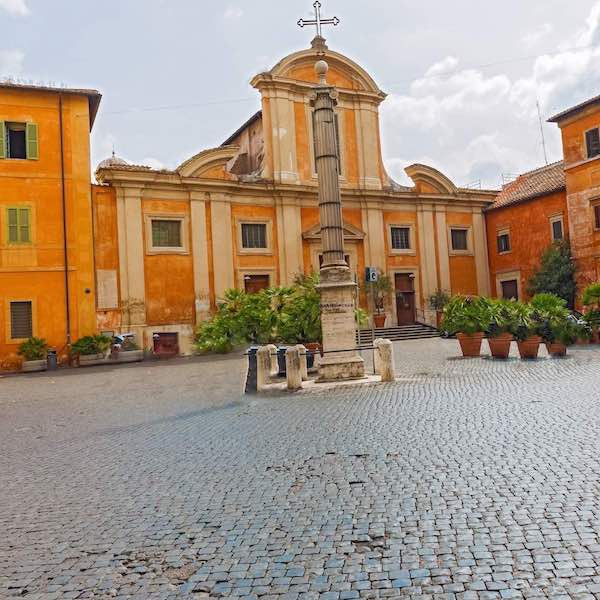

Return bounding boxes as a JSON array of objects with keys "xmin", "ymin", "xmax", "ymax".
[
  {"xmin": 6, "ymin": 122, "xmax": 27, "ymax": 159},
  {"xmin": 241, "ymin": 223, "xmax": 267, "ymax": 249},
  {"xmin": 501, "ymin": 280, "xmax": 519, "ymax": 301},
  {"xmin": 10, "ymin": 301, "xmax": 32, "ymax": 339},
  {"xmin": 595, "ymin": 206, "xmax": 600, "ymax": 230},
  {"xmin": 451, "ymin": 228, "xmax": 468, "ymax": 251},
  {"xmin": 7, "ymin": 207, "xmax": 31, "ymax": 243},
  {"xmin": 151, "ymin": 219, "xmax": 182, "ymax": 248},
  {"xmin": 551, "ymin": 218, "xmax": 564, "ymax": 241},
  {"xmin": 586, "ymin": 128, "xmax": 600, "ymax": 159},
  {"xmin": 497, "ymin": 232, "xmax": 511, "ymax": 253},
  {"xmin": 390, "ymin": 226, "xmax": 411, "ymax": 250}
]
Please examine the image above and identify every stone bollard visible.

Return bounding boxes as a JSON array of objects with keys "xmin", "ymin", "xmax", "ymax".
[
  {"xmin": 376, "ymin": 339, "xmax": 396, "ymax": 382},
  {"xmin": 296, "ymin": 345, "xmax": 309, "ymax": 381},
  {"xmin": 257, "ymin": 347, "xmax": 272, "ymax": 391},
  {"xmin": 266, "ymin": 344, "xmax": 279, "ymax": 377},
  {"xmin": 285, "ymin": 347, "xmax": 303, "ymax": 391},
  {"xmin": 373, "ymin": 338, "xmax": 385, "ymax": 375}
]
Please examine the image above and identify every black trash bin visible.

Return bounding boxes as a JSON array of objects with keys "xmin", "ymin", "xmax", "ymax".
[
  {"xmin": 277, "ymin": 347, "xmax": 288, "ymax": 377},
  {"xmin": 47, "ymin": 349, "xmax": 58, "ymax": 371},
  {"xmin": 245, "ymin": 346, "xmax": 260, "ymax": 394}
]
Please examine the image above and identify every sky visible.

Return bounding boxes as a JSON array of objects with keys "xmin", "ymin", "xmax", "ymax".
[{"xmin": 1, "ymin": 0, "xmax": 600, "ymax": 189}]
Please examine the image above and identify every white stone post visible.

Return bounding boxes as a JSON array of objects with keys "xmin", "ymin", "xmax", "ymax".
[
  {"xmin": 373, "ymin": 338, "xmax": 384, "ymax": 375},
  {"xmin": 266, "ymin": 344, "xmax": 279, "ymax": 377},
  {"xmin": 296, "ymin": 345, "xmax": 309, "ymax": 381},
  {"xmin": 257, "ymin": 347, "xmax": 272, "ymax": 391},
  {"xmin": 376, "ymin": 339, "xmax": 395, "ymax": 382},
  {"xmin": 285, "ymin": 347, "xmax": 303, "ymax": 391}
]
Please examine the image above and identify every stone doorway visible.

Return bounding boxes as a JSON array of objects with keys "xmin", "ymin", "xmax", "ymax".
[
  {"xmin": 244, "ymin": 274, "xmax": 270, "ymax": 294},
  {"xmin": 395, "ymin": 273, "xmax": 416, "ymax": 326}
]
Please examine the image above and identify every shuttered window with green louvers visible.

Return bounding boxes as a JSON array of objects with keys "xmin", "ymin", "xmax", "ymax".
[
  {"xmin": 7, "ymin": 207, "xmax": 31, "ymax": 243},
  {"xmin": 10, "ymin": 301, "xmax": 33, "ymax": 340}
]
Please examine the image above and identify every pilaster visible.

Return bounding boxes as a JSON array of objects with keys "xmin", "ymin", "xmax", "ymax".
[
  {"xmin": 417, "ymin": 205, "xmax": 438, "ymax": 307},
  {"xmin": 270, "ymin": 92, "xmax": 299, "ymax": 184},
  {"xmin": 472, "ymin": 209, "xmax": 491, "ymax": 296},
  {"xmin": 210, "ymin": 196, "xmax": 235, "ymax": 298},
  {"xmin": 281, "ymin": 202, "xmax": 304, "ymax": 284},
  {"xmin": 190, "ymin": 192, "xmax": 211, "ymax": 321},
  {"xmin": 434, "ymin": 208, "xmax": 451, "ymax": 293}
]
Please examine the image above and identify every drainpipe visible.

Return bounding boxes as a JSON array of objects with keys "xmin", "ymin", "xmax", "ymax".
[{"xmin": 58, "ymin": 94, "xmax": 72, "ymax": 347}]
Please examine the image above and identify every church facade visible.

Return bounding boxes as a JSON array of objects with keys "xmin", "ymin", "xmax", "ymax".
[{"xmin": 93, "ymin": 38, "xmax": 496, "ymax": 353}]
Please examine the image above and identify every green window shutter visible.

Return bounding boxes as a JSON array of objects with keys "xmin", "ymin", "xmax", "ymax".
[
  {"xmin": 19, "ymin": 208, "xmax": 31, "ymax": 242},
  {"xmin": 0, "ymin": 121, "xmax": 5, "ymax": 159},
  {"xmin": 7, "ymin": 208, "xmax": 18, "ymax": 243},
  {"xmin": 26, "ymin": 123, "xmax": 39, "ymax": 160}
]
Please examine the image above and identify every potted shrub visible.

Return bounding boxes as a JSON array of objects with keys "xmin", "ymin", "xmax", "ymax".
[
  {"xmin": 512, "ymin": 302, "xmax": 543, "ymax": 360},
  {"xmin": 429, "ymin": 290, "xmax": 451, "ymax": 330},
  {"xmin": 576, "ymin": 317, "xmax": 593, "ymax": 345},
  {"xmin": 72, "ymin": 335, "xmax": 112, "ymax": 366},
  {"xmin": 442, "ymin": 296, "xmax": 490, "ymax": 358},
  {"xmin": 486, "ymin": 300, "xmax": 515, "ymax": 360},
  {"xmin": 582, "ymin": 283, "xmax": 600, "ymax": 343},
  {"xmin": 365, "ymin": 272, "xmax": 392, "ymax": 328},
  {"xmin": 18, "ymin": 337, "xmax": 49, "ymax": 373},
  {"xmin": 531, "ymin": 293, "xmax": 572, "ymax": 357}
]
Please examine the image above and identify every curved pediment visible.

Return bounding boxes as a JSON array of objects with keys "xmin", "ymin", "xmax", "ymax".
[
  {"xmin": 177, "ymin": 145, "xmax": 240, "ymax": 179},
  {"xmin": 303, "ymin": 221, "xmax": 366, "ymax": 241},
  {"xmin": 405, "ymin": 164, "xmax": 458, "ymax": 195},
  {"xmin": 252, "ymin": 43, "xmax": 386, "ymax": 101}
]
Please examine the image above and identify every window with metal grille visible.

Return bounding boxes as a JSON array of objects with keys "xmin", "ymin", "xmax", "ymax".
[
  {"xmin": 551, "ymin": 219, "xmax": 563, "ymax": 240},
  {"xmin": 497, "ymin": 233, "xmax": 511, "ymax": 253},
  {"xmin": 241, "ymin": 223, "xmax": 267, "ymax": 249},
  {"xmin": 586, "ymin": 128, "xmax": 600, "ymax": 159},
  {"xmin": 10, "ymin": 301, "xmax": 32, "ymax": 339},
  {"xmin": 151, "ymin": 220, "xmax": 182, "ymax": 248},
  {"xmin": 7, "ymin": 207, "xmax": 31, "ymax": 243},
  {"xmin": 390, "ymin": 227, "xmax": 410, "ymax": 250},
  {"xmin": 451, "ymin": 228, "xmax": 468, "ymax": 251}
]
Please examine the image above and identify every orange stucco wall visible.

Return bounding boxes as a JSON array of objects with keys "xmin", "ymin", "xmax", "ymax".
[
  {"xmin": 485, "ymin": 191, "xmax": 568, "ymax": 300},
  {"xmin": 143, "ymin": 199, "xmax": 195, "ymax": 325},
  {"xmin": 0, "ymin": 88, "xmax": 96, "ymax": 364},
  {"xmin": 447, "ymin": 212, "xmax": 478, "ymax": 296}
]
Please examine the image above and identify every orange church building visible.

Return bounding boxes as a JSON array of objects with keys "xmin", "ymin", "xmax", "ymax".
[{"xmin": 91, "ymin": 37, "xmax": 496, "ymax": 354}]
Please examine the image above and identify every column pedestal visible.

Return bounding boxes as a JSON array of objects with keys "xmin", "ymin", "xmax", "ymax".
[{"xmin": 317, "ymin": 266, "xmax": 365, "ymax": 382}]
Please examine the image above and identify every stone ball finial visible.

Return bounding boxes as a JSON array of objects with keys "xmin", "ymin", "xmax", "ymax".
[{"xmin": 315, "ymin": 59, "xmax": 329, "ymax": 85}]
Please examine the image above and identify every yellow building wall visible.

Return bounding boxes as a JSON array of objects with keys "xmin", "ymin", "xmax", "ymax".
[{"xmin": 0, "ymin": 89, "xmax": 96, "ymax": 363}]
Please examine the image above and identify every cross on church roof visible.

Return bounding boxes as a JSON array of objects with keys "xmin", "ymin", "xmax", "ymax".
[{"xmin": 297, "ymin": 1, "xmax": 340, "ymax": 38}]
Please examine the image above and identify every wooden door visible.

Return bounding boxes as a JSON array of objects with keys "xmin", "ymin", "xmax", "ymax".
[
  {"xmin": 395, "ymin": 274, "xmax": 416, "ymax": 326},
  {"xmin": 501, "ymin": 279, "xmax": 518, "ymax": 300},
  {"xmin": 244, "ymin": 274, "xmax": 270, "ymax": 294}
]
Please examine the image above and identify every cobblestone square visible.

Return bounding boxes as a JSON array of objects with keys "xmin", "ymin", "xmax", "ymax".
[{"xmin": 3, "ymin": 340, "xmax": 600, "ymax": 599}]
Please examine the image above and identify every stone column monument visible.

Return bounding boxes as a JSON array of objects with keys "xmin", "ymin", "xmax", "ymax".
[{"xmin": 311, "ymin": 59, "xmax": 365, "ymax": 381}]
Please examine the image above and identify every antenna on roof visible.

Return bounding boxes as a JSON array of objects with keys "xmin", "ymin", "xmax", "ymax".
[{"xmin": 536, "ymin": 99, "xmax": 549, "ymax": 166}]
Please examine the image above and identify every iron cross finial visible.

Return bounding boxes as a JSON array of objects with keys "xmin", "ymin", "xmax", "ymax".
[{"xmin": 297, "ymin": 1, "xmax": 340, "ymax": 38}]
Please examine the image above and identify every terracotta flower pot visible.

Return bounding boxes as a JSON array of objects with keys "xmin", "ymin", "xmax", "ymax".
[
  {"xmin": 546, "ymin": 342, "xmax": 567, "ymax": 358},
  {"xmin": 305, "ymin": 342, "xmax": 323, "ymax": 358},
  {"xmin": 517, "ymin": 336, "xmax": 542, "ymax": 360},
  {"xmin": 488, "ymin": 333, "xmax": 513, "ymax": 360},
  {"xmin": 456, "ymin": 332, "xmax": 484, "ymax": 357},
  {"xmin": 373, "ymin": 314, "xmax": 386, "ymax": 328},
  {"xmin": 576, "ymin": 338, "xmax": 590, "ymax": 346},
  {"xmin": 593, "ymin": 330, "xmax": 600, "ymax": 344}
]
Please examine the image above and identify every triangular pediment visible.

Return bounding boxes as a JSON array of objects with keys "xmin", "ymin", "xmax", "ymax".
[{"xmin": 303, "ymin": 222, "xmax": 365, "ymax": 241}]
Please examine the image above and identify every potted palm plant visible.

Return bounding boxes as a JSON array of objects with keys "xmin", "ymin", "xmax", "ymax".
[
  {"xmin": 365, "ymin": 272, "xmax": 392, "ymax": 328},
  {"xmin": 582, "ymin": 283, "xmax": 600, "ymax": 343},
  {"xmin": 72, "ymin": 335, "xmax": 112, "ymax": 366},
  {"xmin": 429, "ymin": 290, "xmax": 451, "ymax": 330},
  {"xmin": 18, "ymin": 337, "xmax": 49, "ymax": 373},
  {"xmin": 512, "ymin": 302, "xmax": 543, "ymax": 360},
  {"xmin": 531, "ymin": 294, "xmax": 577, "ymax": 357},
  {"xmin": 486, "ymin": 299, "xmax": 515, "ymax": 359},
  {"xmin": 442, "ymin": 296, "xmax": 490, "ymax": 357}
]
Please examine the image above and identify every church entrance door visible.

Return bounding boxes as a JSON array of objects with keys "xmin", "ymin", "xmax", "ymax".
[{"xmin": 395, "ymin": 273, "xmax": 416, "ymax": 326}]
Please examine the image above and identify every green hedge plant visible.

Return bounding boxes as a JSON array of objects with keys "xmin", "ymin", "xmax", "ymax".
[
  {"xmin": 71, "ymin": 335, "xmax": 112, "ymax": 356},
  {"xmin": 18, "ymin": 337, "xmax": 49, "ymax": 361},
  {"xmin": 442, "ymin": 296, "xmax": 491, "ymax": 335}
]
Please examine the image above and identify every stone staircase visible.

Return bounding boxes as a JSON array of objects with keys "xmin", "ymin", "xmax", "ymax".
[{"xmin": 356, "ymin": 323, "xmax": 440, "ymax": 345}]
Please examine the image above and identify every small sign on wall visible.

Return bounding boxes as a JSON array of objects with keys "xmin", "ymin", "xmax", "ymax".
[{"xmin": 365, "ymin": 267, "xmax": 378, "ymax": 283}]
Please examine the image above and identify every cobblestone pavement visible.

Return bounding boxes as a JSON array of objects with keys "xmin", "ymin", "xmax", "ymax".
[{"xmin": 3, "ymin": 340, "xmax": 600, "ymax": 599}]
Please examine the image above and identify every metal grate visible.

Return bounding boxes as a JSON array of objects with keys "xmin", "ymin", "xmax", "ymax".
[
  {"xmin": 10, "ymin": 301, "xmax": 32, "ymax": 339},
  {"xmin": 151, "ymin": 220, "xmax": 181, "ymax": 248},
  {"xmin": 241, "ymin": 223, "xmax": 267, "ymax": 249},
  {"xmin": 390, "ymin": 227, "xmax": 410, "ymax": 250}
]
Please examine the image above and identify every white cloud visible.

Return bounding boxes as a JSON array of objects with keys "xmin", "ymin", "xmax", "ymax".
[
  {"xmin": 522, "ymin": 23, "xmax": 553, "ymax": 47},
  {"xmin": 381, "ymin": 1, "xmax": 600, "ymax": 189},
  {"xmin": 224, "ymin": 7, "xmax": 243, "ymax": 20},
  {"xmin": 0, "ymin": 49, "xmax": 25, "ymax": 76},
  {"xmin": 0, "ymin": 0, "xmax": 30, "ymax": 16}
]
